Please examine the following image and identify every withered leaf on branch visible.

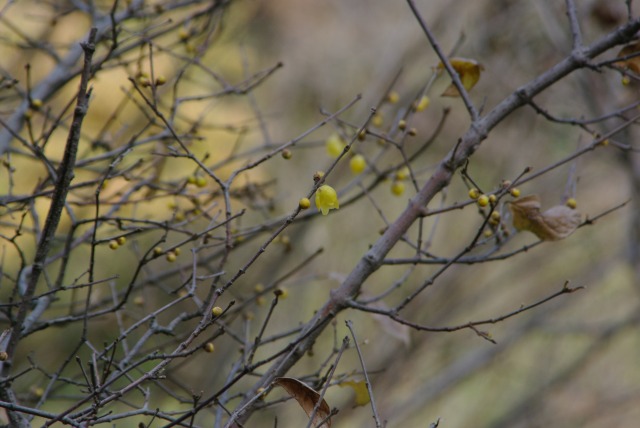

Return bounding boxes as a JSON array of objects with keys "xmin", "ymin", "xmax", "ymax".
[
  {"xmin": 508, "ymin": 194, "xmax": 581, "ymax": 241},
  {"xmin": 437, "ymin": 57, "xmax": 484, "ymax": 97},
  {"xmin": 614, "ymin": 42, "xmax": 640, "ymax": 73},
  {"xmin": 274, "ymin": 377, "xmax": 332, "ymax": 427}
]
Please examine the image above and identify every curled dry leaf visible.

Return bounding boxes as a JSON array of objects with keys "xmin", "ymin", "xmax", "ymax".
[
  {"xmin": 614, "ymin": 42, "xmax": 640, "ymax": 73},
  {"xmin": 437, "ymin": 57, "xmax": 484, "ymax": 97},
  {"xmin": 274, "ymin": 377, "xmax": 332, "ymax": 427},
  {"xmin": 508, "ymin": 194, "xmax": 581, "ymax": 241}
]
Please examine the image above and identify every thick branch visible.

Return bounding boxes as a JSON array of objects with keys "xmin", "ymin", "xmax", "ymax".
[{"xmin": 0, "ymin": 27, "xmax": 97, "ymax": 428}]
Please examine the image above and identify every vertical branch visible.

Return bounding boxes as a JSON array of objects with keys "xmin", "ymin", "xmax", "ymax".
[{"xmin": 0, "ymin": 29, "xmax": 98, "ymax": 425}]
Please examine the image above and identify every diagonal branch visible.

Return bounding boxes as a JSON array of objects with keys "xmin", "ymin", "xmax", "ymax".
[{"xmin": 0, "ymin": 27, "xmax": 98, "ymax": 428}]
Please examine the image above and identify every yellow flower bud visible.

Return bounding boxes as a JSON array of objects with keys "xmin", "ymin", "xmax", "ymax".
[
  {"xmin": 372, "ymin": 113, "xmax": 383, "ymax": 128},
  {"xmin": 391, "ymin": 181, "xmax": 405, "ymax": 196},
  {"xmin": 325, "ymin": 133, "xmax": 345, "ymax": 158},
  {"xmin": 414, "ymin": 95, "xmax": 430, "ymax": 112},
  {"xmin": 395, "ymin": 166, "xmax": 410, "ymax": 181},
  {"xmin": 315, "ymin": 185, "xmax": 339, "ymax": 215},
  {"xmin": 477, "ymin": 195, "xmax": 489, "ymax": 207},
  {"xmin": 468, "ymin": 188, "xmax": 480, "ymax": 200},
  {"xmin": 387, "ymin": 91, "xmax": 400, "ymax": 104},
  {"xmin": 212, "ymin": 306, "xmax": 223, "ymax": 317},
  {"xmin": 350, "ymin": 154, "xmax": 367, "ymax": 175},
  {"xmin": 299, "ymin": 197, "xmax": 311, "ymax": 210}
]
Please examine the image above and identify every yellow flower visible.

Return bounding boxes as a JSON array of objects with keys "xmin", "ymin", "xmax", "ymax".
[
  {"xmin": 315, "ymin": 185, "xmax": 339, "ymax": 215},
  {"xmin": 325, "ymin": 133, "xmax": 346, "ymax": 158}
]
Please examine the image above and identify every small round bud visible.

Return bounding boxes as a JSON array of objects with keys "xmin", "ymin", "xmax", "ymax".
[
  {"xmin": 138, "ymin": 76, "xmax": 151, "ymax": 87},
  {"xmin": 153, "ymin": 246, "xmax": 163, "ymax": 256},
  {"xmin": 133, "ymin": 296, "xmax": 145, "ymax": 306},
  {"xmin": 212, "ymin": 306, "xmax": 223, "ymax": 317},
  {"xmin": 195, "ymin": 177, "xmax": 207, "ymax": 188},
  {"xmin": 398, "ymin": 119, "xmax": 407, "ymax": 131},
  {"xmin": 357, "ymin": 129, "xmax": 367, "ymax": 140},
  {"xmin": 395, "ymin": 166, "xmax": 410, "ymax": 181},
  {"xmin": 622, "ymin": 75, "xmax": 631, "ymax": 86},
  {"xmin": 490, "ymin": 211, "xmax": 501, "ymax": 221},
  {"xmin": 600, "ymin": 139, "xmax": 610, "ymax": 146},
  {"xmin": 408, "ymin": 127, "xmax": 417, "ymax": 136},
  {"xmin": 178, "ymin": 28, "xmax": 190, "ymax": 41},
  {"xmin": 173, "ymin": 247, "xmax": 181, "ymax": 255},
  {"xmin": 468, "ymin": 188, "xmax": 480, "ymax": 200},
  {"xmin": 187, "ymin": 176, "xmax": 196, "ymax": 184},
  {"xmin": 326, "ymin": 134, "xmax": 346, "ymax": 158},
  {"xmin": 166, "ymin": 252, "xmax": 177, "ymax": 262},
  {"xmin": 372, "ymin": 113, "xmax": 383, "ymax": 128},
  {"xmin": 204, "ymin": 342, "xmax": 215, "ymax": 353},
  {"xmin": 391, "ymin": 181, "xmax": 405, "ymax": 196},
  {"xmin": 281, "ymin": 149, "xmax": 292, "ymax": 159},
  {"xmin": 414, "ymin": 95, "xmax": 430, "ymax": 112},
  {"xmin": 509, "ymin": 188, "xmax": 521, "ymax": 197},
  {"xmin": 313, "ymin": 171, "xmax": 325, "ymax": 182},
  {"xmin": 387, "ymin": 91, "xmax": 400, "ymax": 104},
  {"xmin": 109, "ymin": 240, "xmax": 119, "ymax": 250},
  {"xmin": 299, "ymin": 197, "xmax": 311, "ymax": 210},
  {"xmin": 483, "ymin": 229, "xmax": 493, "ymax": 237},
  {"xmin": 254, "ymin": 283, "xmax": 265, "ymax": 293},
  {"xmin": 477, "ymin": 195, "xmax": 489, "ymax": 207},
  {"xmin": 0, "ymin": 351, "xmax": 8, "ymax": 361},
  {"xmin": 350, "ymin": 154, "xmax": 366, "ymax": 175},
  {"xmin": 31, "ymin": 99, "xmax": 43, "ymax": 109},
  {"xmin": 155, "ymin": 75, "xmax": 167, "ymax": 86},
  {"xmin": 488, "ymin": 194, "xmax": 497, "ymax": 204},
  {"xmin": 256, "ymin": 296, "xmax": 266, "ymax": 306},
  {"xmin": 566, "ymin": 198, "xmax": 577, "ymax": 209},
  {"xmin": 274, "ymin": 287, "xmax": 289, "ymax": 299},
  {"xmin": 116, "ymin": 236, "xmax": 127, "ymax": 246},
  {"xmin": 174, "ymin": 212, "xmax": 185, "ymax": 222}
]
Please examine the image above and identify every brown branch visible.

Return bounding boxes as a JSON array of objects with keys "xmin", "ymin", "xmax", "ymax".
[
  {"xmin": 222, "ymin": 8, "xmax": 640, "ymax": 426},
  {"xmin": 0, "ymin": 28, "xmax": 98, "ymax": 428}
]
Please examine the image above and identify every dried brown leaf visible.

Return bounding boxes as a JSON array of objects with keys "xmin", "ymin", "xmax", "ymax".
[
  {"xmin": 274, "ymin": 377, "xmax": 332, "ymax": 427},
  {"xmin": 438, "ymin": 57, "xmax": 484, "ymax": 97},
  {"xmin": 508, "ymin": 195, "xmax": 581, "ymax": 241},
  {"xmin": 614, "ymin": 42, "xmax": 640, "ymax": 74}
]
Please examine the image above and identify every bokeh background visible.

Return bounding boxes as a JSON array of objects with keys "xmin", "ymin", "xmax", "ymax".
[{"xmin": 1, "ymin": 0, "xmax": 639, "ymax": 427}]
